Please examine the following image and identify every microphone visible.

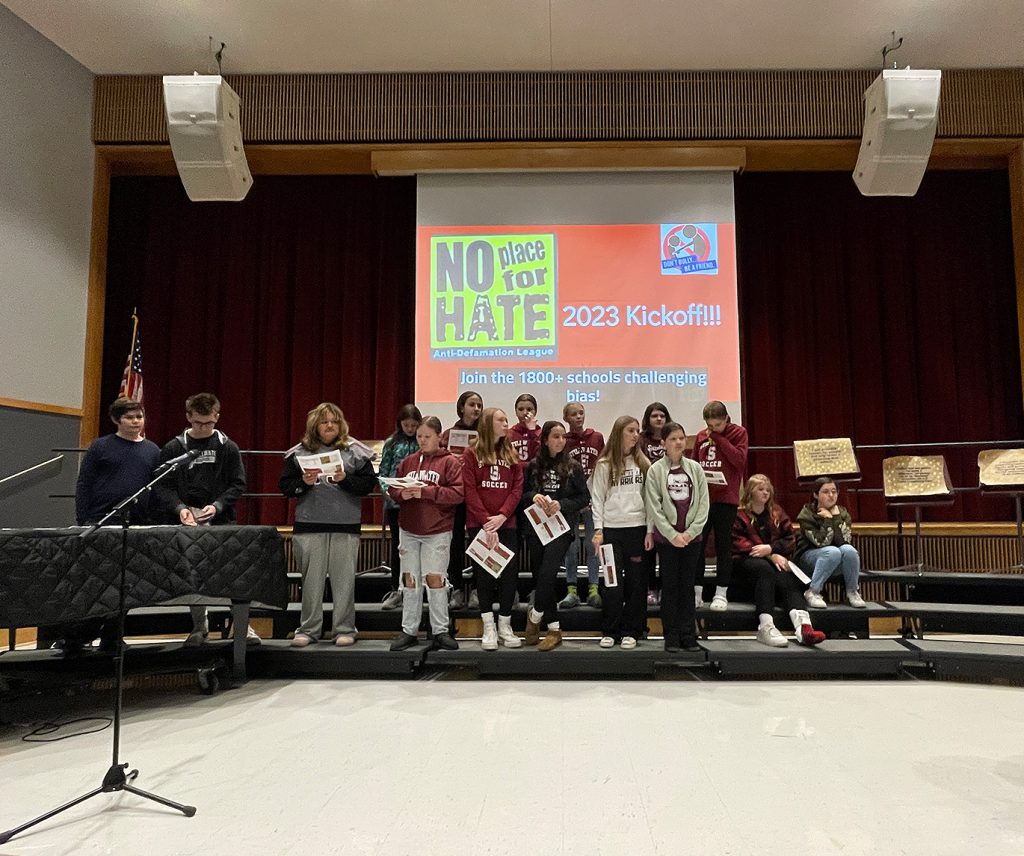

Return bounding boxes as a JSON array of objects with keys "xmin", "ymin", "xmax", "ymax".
[{"xmin": 156, "ymin": 448, "xmax": 201, "ymax": 473}]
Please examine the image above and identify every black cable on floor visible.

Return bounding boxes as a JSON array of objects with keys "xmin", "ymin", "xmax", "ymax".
[{"xmin": 22, "ymin": 717, "xmax": 112, "ymax": 742}]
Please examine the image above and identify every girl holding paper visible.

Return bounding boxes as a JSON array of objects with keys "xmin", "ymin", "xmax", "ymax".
[
  {"xmin": 378, "ymin": 404, "xmax": 422, "ymax": 609},
  {"xmin": 463, "ymin": 407, "xmax": 524, "ymax": 651},
  {"xmin": 644, "ymin": 422, "xmax": 708, "ymax": 653},
  {"xmin": 441, "ymin": 390, "xmax": 483, "ymax": 609},
  {"xmin": 387, "ymin": 416, "xmax": 464, "ymax": 652},
  {"xmin": 688, "ymin": 400, "xmax": 749, "ymax": 611},
  {"xmin": 591, "ymin": 415, "xmax": 652, "ymax": 649},
  {"xmin": 520, "ymin": 420, "xmax": 590, "ymax": 651},
  {"xmin": 280, "ymin": 403, "xmax": 377, "ymax": 647},
  {"xmin": 732, "ymin": 474, "xmax": 825, "ymax": 648}
]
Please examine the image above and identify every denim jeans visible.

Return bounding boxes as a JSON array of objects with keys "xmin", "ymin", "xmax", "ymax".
[
  {"xmin": 564, "ymin": 508, "xmax": 599, "ymax": 585},
  {"xmin": 799, "ymin": 544, "xmax": 860, "ymax": 594},
  {"xmin": 399, "ymin": 529, "xmax": 453, "ymax": 636}
]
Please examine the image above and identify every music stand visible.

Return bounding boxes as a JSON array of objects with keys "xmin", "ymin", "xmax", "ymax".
[
  {"xmin": 977, "ymin": 449, "xmax": 1024, "ymax": 572},
  {"xmin": 1, "ymin": 459, "xmax": 197, "ymax": 845},
  {"xmin": 1, "ymin": 456, "xmax": 64, "ymax": 652},
  {"xmin": 882, "ymin": 455, "xmax": 954, "ymax": 575},
  {"xmin": 979, "ymin": 486, "xmax": 1024, "ymax": 572}
]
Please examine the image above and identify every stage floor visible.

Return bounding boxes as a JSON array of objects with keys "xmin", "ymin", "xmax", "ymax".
[{"xmin": 2, "ymin": 677, "xmax": 1024, "ymax": 855}]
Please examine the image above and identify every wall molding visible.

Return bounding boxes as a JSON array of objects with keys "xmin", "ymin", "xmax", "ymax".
[
  {"xmin": 94, "ymin": 68, "xmax": 1024, "ymax": 145},
  {"xmin": 0, "ymin": 397, "xmax": 83, "ymax": 418}
]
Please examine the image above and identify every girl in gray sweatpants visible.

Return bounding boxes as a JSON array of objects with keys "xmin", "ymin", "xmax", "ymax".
[{"xmin": 280, "ymin": 403, "xmax": 377, "ymax": 646}]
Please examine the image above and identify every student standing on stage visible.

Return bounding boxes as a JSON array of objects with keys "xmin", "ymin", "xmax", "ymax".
[
  {"xmin": 561, "ymin": 403, "xmax": 604, "ymax": 608},
  {"xmin": 509, "ymin": 393, "xmax": 542, "ymax": 463},
  {"xmin": 76, "ymin": 397, "xmax": 161, "ymax": 525},
  {"xmin": 521, "ymin": 420, "xmax": 591, "ymax": 651},
  {"xmin": 793, "ymin": 477, "xmax": 866, "ymax": 609},
  {"xmin": 509, "ymin": 393, "xmax": 542, "ymax": 601},
  {"xmin": 442, "ymin": 390, "xmax": 483, "ymax": 609},
  {"xmin": 644, "ymin": 422, "xmax": 708, "ymax": 652},
  {"xmin": 591, "ymin": 415, "xmax": 652, "ymax": 649},
  {"xmin": 154, "ymin": 392, "xmax": 254, "ymax": 645},
  {"xmin": 689, "ymin": 400, "xmax": 749, "ymax": 611},
  {"xmin": 463, "ymin": 407, "xmax": 524, "ymax": 650},
  {"xmin": 280, "ymin": 403, "xmax": 377, "ymax": 647},
  {"xmin": 53, "ymin": 397, "xmax": 160, "ymax": 654},
  {"xmin": 377, "ymin": 404, "xmax": 422, "ymax": 610},
  {"xmin": 732, "ymin": 474, "xmax": 826, "ymax": 648},
  {"xmin": 387, "ymin": 416, "xmax": 464, "ymax": 652},
  {"xmin": 638, "ymin": 402, "xmax": 671, "ymax": 464},
  {"xmin": 639, "ymin": 401, "xmax": 672, "ymax": 607}
]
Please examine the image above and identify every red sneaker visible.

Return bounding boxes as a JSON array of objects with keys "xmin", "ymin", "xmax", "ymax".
[{"xmin": 798, "ymin": 624, "xmax": 826, "ymax": 646}]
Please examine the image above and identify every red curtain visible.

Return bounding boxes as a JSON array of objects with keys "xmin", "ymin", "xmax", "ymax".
[
  {"xmin": 102, "ymin": 175, "xmax": 416, "ymax": 524},
  {"xmin": 736, "ymin": 170, "xmax": 1022, "ymax": 522},
  {"xmin": 101, "ymin": 170, "xmax": 1022, "ymax": 524}
]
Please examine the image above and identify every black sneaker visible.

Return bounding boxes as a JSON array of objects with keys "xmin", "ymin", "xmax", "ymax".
[
  {"xmin": 664, "ymin": 639, "xmax": 682, "ymax": 653},
  {"xmin": 432, "ymin": 632, "xmax": 459, "ymax": 651},
  {"xmin": 390, "ymin": 632, "xmax": 419, "ymax": 652},
  {"xmin": 682, "ymin": 639, "xmax": 702, "ymax": 653}
]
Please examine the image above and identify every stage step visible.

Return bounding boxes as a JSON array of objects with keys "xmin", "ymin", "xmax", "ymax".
[
  {"xmin": 901, "ymin": 639, "xmax": 1024, "ymax": 681},
  {"xmin": 248, "ymin": 638, "xmax": 427, "ymax": 677},
  {"xmin": 702, "ymin": 638, "xmax": 913, "ymax": 677},
  {"xmin": 886, "ymin": 602, "xmax": 1024, "ymax": 636},
  {"xmin": 418, "ymin": 638, "xmax": 707, "ymax": 676}
]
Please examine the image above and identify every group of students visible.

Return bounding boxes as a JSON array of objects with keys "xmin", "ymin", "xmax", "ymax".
[
  {"xmin": 72, "ymin": 390, "xmax": 865, "ymax": 655},
  {"xmin": 70, "ymin": 392, "xmax": 254, "ymax": 651},
  {"xmin": 365, "ymin": 392, "xmax": 866, "ymax": 653}
]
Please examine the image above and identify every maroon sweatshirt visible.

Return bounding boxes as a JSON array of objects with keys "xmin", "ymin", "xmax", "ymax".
[
  {"xmin": 461, "ymin": 446, "xmax": 523, "ymax": 529},
  {"xmin": 387, "ymin": 449, "xmax": 464, "ymax": 536},
  {"xmin": 688, "ymin": 422, "xmax": 749, "ymax": 505},
  {"xmin": 508, "ymin": 423, "xmax": 541, "ymax": 463},
  {"xmin": 564, "ymin": 428, "xmax": 605, "ymax": 477}
]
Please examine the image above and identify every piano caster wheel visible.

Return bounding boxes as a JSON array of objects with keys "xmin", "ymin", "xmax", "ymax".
[{"xmin": 197, "ymin": 667, "xmax": 219, "ymax": 695}]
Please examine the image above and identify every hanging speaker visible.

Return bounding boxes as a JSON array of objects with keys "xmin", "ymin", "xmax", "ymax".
[
  {"xmin": 163, "ymin": 74, "xmax": 253, "ymax": 202},
  {"xmin": 853, "ymin": 69, "xmax": 941, "ymax": 197}
]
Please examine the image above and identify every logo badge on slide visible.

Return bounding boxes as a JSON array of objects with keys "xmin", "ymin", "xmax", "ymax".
[{"xmin": 660, "ymin": 224, "xmax": 718, "ymax": 275}]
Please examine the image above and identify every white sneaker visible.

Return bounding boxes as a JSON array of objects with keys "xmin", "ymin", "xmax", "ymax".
[
  {"xmin": 381, "ymin": 589, "xmax": 403, "ymax": 610},
  {"xmin": 695, "ymin": 592, "xmax": 705, "ymax": 609},
  {"xmin": 847, "ymin": 590, "xmax": 866, "ymax": 608},
  {"xmin": 804, "ymin": 589, "xmax": 827, "ymax": 609},
  {"xmin": 599, "ymin": 635, "xmax": 615, "ymax": 649},
  {"xmin": 449, "ymin": 589, "xmax": 466, "ymax": 609},
  {"xmin": 497, "ymin": 618, "xmax": 522, "ymax": 648},
  {"xmin": 481, "ymin": 623, "xmax": 498, "ymax": 651},
  {"xmin": 467, "ymin": 589, "xmax": 480, "ymax": 610},
  {"xmin": 245, "ymin": 624, "xmax": 262, "ymax": 646},
  {"xmin": 709, "ymin": 594, "xmax": 728, "ymax": 611},
  {"xmin": 756, "ymin": 623, "xmax": 788, "ymax": 648},
  {"xmin": 620, "ymin": 636, "xmax": 637, "ymax": 650}
]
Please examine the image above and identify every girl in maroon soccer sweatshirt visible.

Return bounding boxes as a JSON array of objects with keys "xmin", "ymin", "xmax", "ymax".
[
  {"xmin": 462, "ymin": 406, "xmax": 524, "ymax": 650},
  {"xmin": 688, "ymin": 400, "xmax": 749, "ymax": 611}
]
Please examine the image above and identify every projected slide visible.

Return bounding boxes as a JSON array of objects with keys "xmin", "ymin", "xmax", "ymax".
[{"xmin": 415, "ymin": 174, "xmax": 740, "ymax": 431}]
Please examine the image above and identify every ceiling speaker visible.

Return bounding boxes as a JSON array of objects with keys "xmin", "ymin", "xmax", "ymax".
[
  {"xmin": 853, "ymin": 69, "xmax": 941, "ymax": 197},
  {"xmin": 163, "ymin": 75, "xmax": 253, "ymax": 202}
]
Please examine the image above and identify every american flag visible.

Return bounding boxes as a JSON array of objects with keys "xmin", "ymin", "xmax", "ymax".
[{"xmin": 118, "ymin": 312, "xmax": 144, "ymax": 403}]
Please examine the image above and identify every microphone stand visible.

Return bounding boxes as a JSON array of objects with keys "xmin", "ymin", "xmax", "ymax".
[{"xmin": 1, "ymin": 459, "xmax": 197, "ymax": 845}]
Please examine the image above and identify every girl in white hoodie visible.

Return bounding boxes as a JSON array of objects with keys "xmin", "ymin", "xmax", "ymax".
[{"xmin": 590, "ymin": 415, "xmax": 652, "ymax": 649}]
